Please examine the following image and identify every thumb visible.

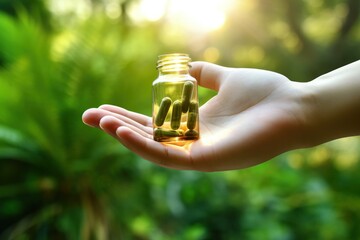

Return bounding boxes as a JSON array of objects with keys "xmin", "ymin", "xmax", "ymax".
[{"xmin": 189, "ymin": 61, "xmax": 227, "ymax": 91}]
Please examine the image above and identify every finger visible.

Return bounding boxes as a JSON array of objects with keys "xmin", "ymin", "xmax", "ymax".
[
  {"xmin": 99, "ymin": 116, "xmax": 152, "ymax": 139},
  {"xmin": 99, "ymin": 104, "xmax": 152, "ymax": 127},
  {"xmin": 98, "ymin": 116, "xmax": 120, "ymax": 138},
  {"xmin": 100, "ymin": 111, "xmax": 153, "ymax": 135},
  {"xmin": 189, "ymin": 61, "xmax": 227, "ymax": 91},
  {"xmin": 116, "ymin": 126, "xmax": 195, "ymax": 170},
  {"xmin": 82, "ymin": 108, "xmax": 152, "ymax": 135},
  {"xmin": 82, "ymin": 108, "xmax": 104, "ymax": 127}
]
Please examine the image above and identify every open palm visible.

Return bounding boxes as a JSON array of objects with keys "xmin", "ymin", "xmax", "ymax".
[{"xmin": 83, "ymin": 62, "xmax": 307, "ymax": 171}]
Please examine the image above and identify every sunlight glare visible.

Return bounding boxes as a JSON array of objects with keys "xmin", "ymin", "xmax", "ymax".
[
  {"xmin": 139, "ymin": 0, "xmax": 167, "ymax": 22},
  {"xmin": 167, "ymin": 0, "xmax": 227, "ymax": 33},
  {"xmin": 136, "ymin": 0, "xmax": 234, "ymax": 33}
]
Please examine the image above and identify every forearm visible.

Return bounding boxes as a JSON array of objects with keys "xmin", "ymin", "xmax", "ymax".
[{"xmin": 304, "ymin": 60, "xmax": 360, "ymax": 146}]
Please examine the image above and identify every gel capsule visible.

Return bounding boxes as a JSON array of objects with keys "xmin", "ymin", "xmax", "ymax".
[
  {"xmin": 187, "ymin": 101, "xmax": 198, "ymax": 130},
  {"xmin": 171, "ymin": 100, "xmax": 182, "ymax": 130},
  {"xmin": 155, "ymin": 97, "xmax": 172, "ymax": 127},
  {"xmin": 181, "ymin": 81, "xmax": 194, "ymax": 113},
  {"xmin": 154, "ymin": 128, "xmax": 184, "ymax": 141}
]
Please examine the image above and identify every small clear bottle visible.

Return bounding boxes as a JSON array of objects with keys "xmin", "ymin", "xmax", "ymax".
[{"xmin": 152, "ymin": 53, "xmax": 199, "ymax": 144}]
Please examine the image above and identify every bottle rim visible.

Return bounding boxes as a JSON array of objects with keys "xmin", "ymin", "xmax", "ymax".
[{"xmin": 157, "ymin": 53, "xmax": 191, "ymax": 70}]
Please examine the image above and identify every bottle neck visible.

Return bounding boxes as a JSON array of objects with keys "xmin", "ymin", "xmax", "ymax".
[{"xmin": 157, "ymin": 53, "xmax": 191, "ymax": 75}]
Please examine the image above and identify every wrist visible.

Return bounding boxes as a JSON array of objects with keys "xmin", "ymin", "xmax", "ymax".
[
  {"xmin": 284, "ymin": 81, "xmax": 320, "ymax": 149},
  {"xmin": 296, "ymin": 81, "xmax": 330, "ymax": 147},
  {"xmin": 300, "ymin": 61, "xmax": 360, "ymax": 147}
]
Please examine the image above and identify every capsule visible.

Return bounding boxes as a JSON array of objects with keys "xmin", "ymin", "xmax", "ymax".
[
  {"xmin": 185, "ymin": 130, "xmax": 198, "ymax": 139},
  {"xmin": 181, "ymin": 81, "xmax": 194, "ymax": 113},
  {"xmin": 171, "ymin": 100, "xmax": 182, "ymax": 130},
  {"xmin": 154, "ymin": 128, "xmax": 184, "ymax": 141},
  {"xmin": 186, "ymin": 113, "xmax": 197, "ymax": 130},
  {"xmin": 188, "ymin": 101, "xmax": 198, "ymax": 113},
  {"xmin": 187, "ymin": 101, "xmax": 198, "ymax": 130},
  {"xmin": 155, "ymin": 97, "xmax": 172, "ymax": 127}
]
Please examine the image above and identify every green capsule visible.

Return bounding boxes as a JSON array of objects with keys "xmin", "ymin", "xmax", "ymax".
[
  {"xmin": 188, "ymin": 101, "xmax": 198, "ymax": 113},
  {"xmin": 187, "ymin": 112, "xmax": 197, "ymax": 130},
  {"xmin": 171, "ymin": 100, "xmax": 182, "ymax": 130},
  {"xmin": 155, "ymin": 97, "xmax": 172, "ymax": 127},
  {"xmin": 181, "ymin": 81, "xmax": 194, "ymax": 113},
  {"xmin": 154, "ymin": 128, "xmax": 184, "ymax": 141},
  {"xmin": 185, "ymin": 130, "xmax": 199, "ymax": 139},
  {"xmin": 187, "ymin": 101, "xmax": 198, "ymax": 130}
]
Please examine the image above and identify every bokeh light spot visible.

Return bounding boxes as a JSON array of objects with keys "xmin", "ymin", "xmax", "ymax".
[{"xmin": 203, "ymin": 47, "xmax": 220, "ymax": 63}]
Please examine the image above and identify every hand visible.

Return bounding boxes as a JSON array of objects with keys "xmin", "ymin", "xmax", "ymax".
[{"xmin": 82, "ymin": 62, "xmax": 310, "ymax": 171}]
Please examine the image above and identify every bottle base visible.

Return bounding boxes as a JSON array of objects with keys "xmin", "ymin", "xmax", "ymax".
[
  {"xmin": 154, "ymin": 128, "xmax": 199, "ymax": 145},
  {"xmin": 154, "ymin": 137, "xmax": 199, "ymax": 146}
]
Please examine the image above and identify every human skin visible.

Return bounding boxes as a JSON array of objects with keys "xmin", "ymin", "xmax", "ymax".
[{"xmin": 82, "ymin": 60, "xmax": 360, "ymax": 172}]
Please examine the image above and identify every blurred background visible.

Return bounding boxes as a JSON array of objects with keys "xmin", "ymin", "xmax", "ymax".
[{"xmin": 0, "ymin": 0, "xmax": 359, "ymax": 239}]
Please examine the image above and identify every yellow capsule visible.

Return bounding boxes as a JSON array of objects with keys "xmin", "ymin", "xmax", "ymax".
[
  {"xmin": 181, "ymin": 81, "xmax": 194, "ymax": 113},
  {"xmin": 171, "ymin": 100, "xmax": 182, "ymax": 130},
  {"xmin": 155, "ymin": 97, "xmax": 172, "ymax": 127}
]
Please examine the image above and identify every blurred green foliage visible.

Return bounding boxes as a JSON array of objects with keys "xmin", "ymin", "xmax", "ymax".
[{"xmin": 0, "ymin": 0, "xmax": 359, "ymax": 239}]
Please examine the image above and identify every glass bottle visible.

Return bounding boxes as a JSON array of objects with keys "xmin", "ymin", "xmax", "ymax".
[{"xmin": 152, "ymin": 53, "xmax": 199, "ymax": 145}]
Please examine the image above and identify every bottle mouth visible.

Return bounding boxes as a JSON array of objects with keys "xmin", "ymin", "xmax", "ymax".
[{"xmin": 157, "ymin": 53, "xmax": 191, "ymax": 71}]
